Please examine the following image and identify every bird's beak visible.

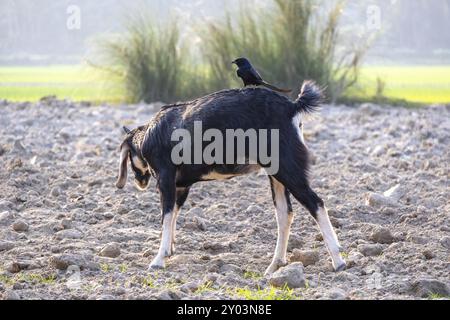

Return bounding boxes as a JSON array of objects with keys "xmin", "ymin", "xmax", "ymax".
[{"xmin": 231, "ymin": 60, "xmax": 236, "ymax": 65}]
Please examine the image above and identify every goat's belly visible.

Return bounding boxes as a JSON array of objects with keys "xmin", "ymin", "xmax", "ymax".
[{"xmin": 201, "ymin": 165, "xmax": 261, "ymax": 181}]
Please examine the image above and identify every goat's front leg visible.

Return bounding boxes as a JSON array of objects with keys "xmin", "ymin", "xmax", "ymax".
[
  {"xmin": 265, "ymin": 177, "xmax": 294, "ymax": 276},
  {"xmin": 149, "ymin": 171, "xmax": 176, "ymax": 270}
]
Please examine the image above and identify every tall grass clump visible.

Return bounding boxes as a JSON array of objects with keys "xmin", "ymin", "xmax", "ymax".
[
  {"xmin": 200, "ymin": 0, "xmax": 367, "ymax": 102},
  {"xmin": 90, "ymin": 11, "xmax": 183, "ymax": 103}
]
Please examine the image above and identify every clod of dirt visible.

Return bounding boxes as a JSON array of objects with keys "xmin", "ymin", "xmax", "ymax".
[
  {"xmin": 0, "ymin": 241, "xmax": 15, "ymax": 252},
  {"xmin": 3, "ymin": 290, "xmax": 21, "ymax": 300},
  {"xmin": 409, "ymin": 279, "xmax": 450, "ymax": 298},
  {"xmin": 370, "ymin": 226, "xmax": 395, "ymax": 244},
  {"xmin": 269, "ymin": 263, "xmax": 306, "ymax": 289},
  {"xmin": 5, "ymin": 262, "xmax": 21, "ymax": 273},
  {"xmin": 12, "ymin": 220, "xmax": 29, "ymax": 232},
  {"xmin": 365, "ymin": 193, "xmax": 398, "ymax": 208},
  {"xmin": 99, "ymin": 243, "xmax": 121, "ymax": 258},
  {"xmin": 358, "ymin": 244, "xmax": 384, "ymax": 257},
  {"xmin": 55, "ymin": 229, "xmax": 84, "ymax": 240},
  {"xmin": 290, "ymin": 249, "xmax": 320, "ymax": 267}
]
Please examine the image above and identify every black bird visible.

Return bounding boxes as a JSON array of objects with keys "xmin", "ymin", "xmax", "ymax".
[{"xmin": 232, "ymin": 57, "xmax": 292, "ymax": 93}]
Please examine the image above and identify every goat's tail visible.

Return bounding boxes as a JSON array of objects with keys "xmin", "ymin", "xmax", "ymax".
[{"xmin": 294, "ymin": 80, "xmax": 324, "ymax": 114}]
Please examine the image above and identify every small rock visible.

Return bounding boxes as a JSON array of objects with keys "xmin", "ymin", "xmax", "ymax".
[
  {"xmin": 0, "ymin": 200, "xmax": 14, "ymax": 212},
  {"xmin": 333, "ymin": 271, "xmax": 358, "ymax": 282},
  {"xmin": 346, "ymin": 251, "xmax": 364, "ymax": 268},
  {"xmin": 410, "ymin": 279, "xmax": 450, "ymax": 298},
  {"xmin": 269, "ymin": 263, "xmax": 306, "ymax": 289},
  {"xmin": 290, "ymin": 249, "xmax": 320, "ymax": 267},
  {"xmin": 422, "ymin": 250, "xmax": 435, "ymax": 260},
  {"xmin": 203, "ymin": 241, "xmax": 230, "ymax": 252},
  {"xmin": 185, "ymin": 216, "xmax": 207, "ymax": 231},
  {"xmin": 99, "ymin": 243, "xmax": 121, "ymax": 258},
  {"xmin": 0, "ymin": 241, "xmax": 15, "ymax": 252},
  {"xmin": 157, "ymin": 290, "xmax": 179, "ymax": 300},
  {"xmin": 12, "ymin": 140, "xmax": 26, "ymax": 153},
  {"xmin": 383, "ymin": 184, "xmax": 406, "ymax": 202},
  {"xmin": 370, "ymin": 227, "xmax": 395, "ymax": 244},
  {"xmin": 12, "ymin": 220, "xmax": 29, "ymax": 232},
  {"xmin": 50, "ymin": 186, "xmax": 61, "ymax": 197},
  {"xmin": 328, "ymin": 288, "xmax": 348, "ymax": 300},
  {"xmin": 142, "ymin": 249, "xmax": 153, "ymax": 258},
  {"xmin": 204, "ymin": 273, "xmax": 219, "ymax": 283},
  {"xmin": 61, "ymin": 219, "xmax": 72, "ymax": 229},
  {"xmin": 180, "ymin": 281, "xmax": 202, "ymax": 293},
  {"xmin": 5, "ymin": 262, "xmax": 21, "ymax": 273},
  {"xmin": 0, "ymin": 211, "xmax": 13, "ymax": 225},
  {"xmin": 407, "ymin": 235, "xmax": 428, "ymax": 245},
  {"xmin": 440, "ymin": 237, "xmax": 450, "ymax": 250},
  {"xmin": 245, "ymin": 205, "xmax": 263, "ymax": 214},
  {"xmin": 358, "ymin": 244, "xmax": 384, "ymax": 257},
  {"xmin": 116, "ymin": 205, "xmax": 129, "ymax": 215},
  {"xmin": 97, "ymin": 295, "xmax": 116, "ymax": 300},
  {"xmin": 365, "ymin": 193, "xmax": 398, "ymax": 208},
  {"xmin": 55, "ymin": 229, "xmax": 83, "ymax": 240},
  {"xmin": 220, "ymin": 264, "xmax": 242, "ymax": 274},
  {"xmin": 371, "ymin": 145, "xmax": 385, "ymax": 157},
  {"xmin": 4, "ymin": 290, "xmax": 20, "ymax": 300},
  {"xmin": 50, "ymin": 254, "xmax": 88, "ymax": 270}
]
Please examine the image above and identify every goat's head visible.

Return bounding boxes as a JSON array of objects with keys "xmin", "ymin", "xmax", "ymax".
[{"xmin": 116, "ymin": 126, "xmax": 151, "ymax": 191}]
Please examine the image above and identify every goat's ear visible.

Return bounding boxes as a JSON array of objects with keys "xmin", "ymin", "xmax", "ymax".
[
  {"xmin": 123, "ymin": 126, "xmax": 132, "ymax": 134},
  {"xmin": 115, "ymin": 144, "xmax": 129, "ymax": 189}
]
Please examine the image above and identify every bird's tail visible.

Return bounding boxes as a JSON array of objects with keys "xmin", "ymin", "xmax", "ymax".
[
  {"xmin": 294, "ymin": 80, "xmax": 324, "ymax": 114},
  {"xmin": 261, "ymin": 81, "xmax": 292, "ymax": 93}
]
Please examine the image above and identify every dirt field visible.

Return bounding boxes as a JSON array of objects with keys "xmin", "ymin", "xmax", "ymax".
[{"xmin": 0, "ymin": 98, "xmax": 449, "ymax": 300}]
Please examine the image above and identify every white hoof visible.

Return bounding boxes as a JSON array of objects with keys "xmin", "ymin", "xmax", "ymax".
[
  {"xmin": 264, "ymin": 260, "xmax": 286, "ymax": 276},
  {"xmin": 333, "ymin": 260, "xmax": 347, "ymax": 272},
  {"xmin": 149, "ymin": 257, "xmax": 165, "ymax": 270}
]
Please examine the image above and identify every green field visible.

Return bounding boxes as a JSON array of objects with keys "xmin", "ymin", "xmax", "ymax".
[
  {"xmin": 348, "ymin": 66, "xmax": 450, "ymax": 104},
  {"xmin": 1, "ymin": 65, "xmax": 450, "ymax": 104},
  {"xmin": 0, "ymin": 66, "xmax": 124, "ymax": 104}
]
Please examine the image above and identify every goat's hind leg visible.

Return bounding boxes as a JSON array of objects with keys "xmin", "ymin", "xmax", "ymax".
[
  {"xmin": 265, "ymin": 177, "xmax": 294, "ymax": 275},
  {"xmin": 169, "ymin": 187, "xmax": 190, "ymax": 256},
  {"xmin": 282, "ymin": 175, "xmax": 346, "ymax": 272}
]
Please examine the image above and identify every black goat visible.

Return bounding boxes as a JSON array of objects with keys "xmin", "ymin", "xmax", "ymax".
[{"xmin": 116, "ymin": 81, "xmax": 346, "ymax": 274}]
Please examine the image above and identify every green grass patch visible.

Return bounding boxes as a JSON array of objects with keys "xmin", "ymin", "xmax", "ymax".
[
  {"xmin": 232, "ymin": 285, "xmax": 302, "ymax": 300},
  {"xmin": 347, "ymin": 65, "xmax": 450, "ymax": 104},
  {"xmin": 0, "ymin": 272, "xmax": 57, "ymax": 286},
  {"xmin": 243, "ymin": 271, "xmax": 264, "ymax": 280},
  {"xmin": 0, "ymin": 65, "xmax": 124, "ymax": 104},
  {"xmin": 428, "ymin": 293, "xmax": 450, "ymax": 300}
]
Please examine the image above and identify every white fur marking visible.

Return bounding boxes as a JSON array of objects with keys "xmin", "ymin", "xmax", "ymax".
[
  {"xmin": 292, "ymin": 114, "xmax": 305, "ymax": 144},
  {"xmin": 132, "ymin": 155, "xmax": 148, "ymax": 173},
  {"xmin": 266, "ymin": 178, "xmax": 293, "ymax": 275},
  {"xmin": 201, "ymin": 172, "xmax": 237, "ymax": 181},
  {"xmin": 316, "ymin": 207, "xmax": 346, "ymax": 270},
  {"xmin": 116, "ymin": 146, "xmax": 129, "ymax": 189},
  {"xmin": 149, "ymin": 212, "xmax": 174, "ymax": 269}
]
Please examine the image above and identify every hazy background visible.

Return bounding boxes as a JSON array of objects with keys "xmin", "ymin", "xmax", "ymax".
[{"xmin": 1, "ymin": 0, "xmax": 450, "ymax": 65}]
